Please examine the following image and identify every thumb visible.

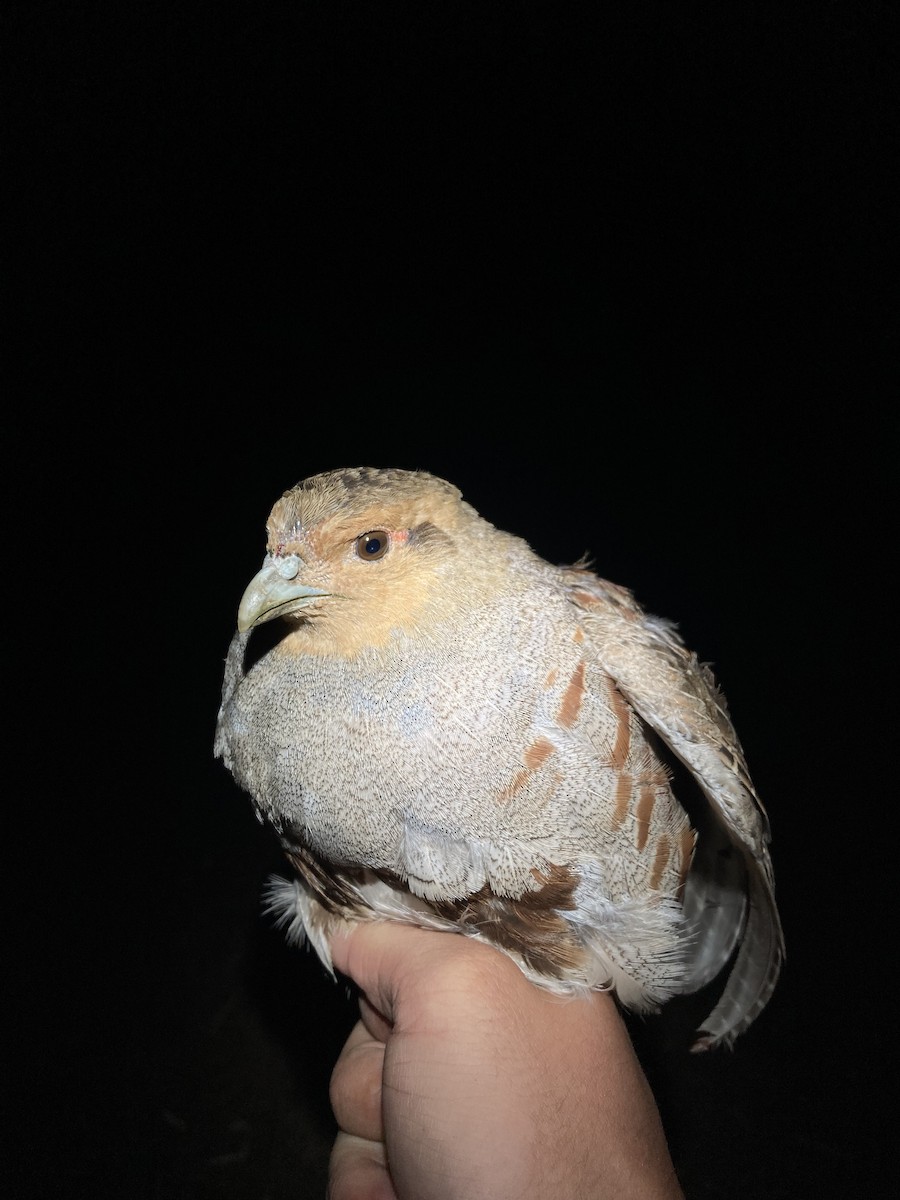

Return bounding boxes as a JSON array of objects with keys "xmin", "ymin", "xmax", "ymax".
[{"xmin": 329, "ymin": 920, "xmax": 472, "ymax": 1025}]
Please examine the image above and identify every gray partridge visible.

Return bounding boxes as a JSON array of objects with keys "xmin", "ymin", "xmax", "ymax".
[{"xmin": 215, "ymin": 467, "xmax": 783, "ymax": 1050}]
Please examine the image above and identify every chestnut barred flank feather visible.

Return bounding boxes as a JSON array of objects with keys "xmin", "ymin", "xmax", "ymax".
[{"xmin": 216, "ymin": 467, "xmax": 784, "ymax": 1050}]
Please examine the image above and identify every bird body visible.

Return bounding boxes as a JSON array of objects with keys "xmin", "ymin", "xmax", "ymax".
[{"xmin": 215, "ymin": 468, "xmax": 783, "ymax": 1049}]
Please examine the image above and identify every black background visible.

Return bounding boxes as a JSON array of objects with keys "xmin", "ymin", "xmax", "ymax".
[{"xmin": 8, "ymin": 3, "xmax": 895, "ymax": 1197}]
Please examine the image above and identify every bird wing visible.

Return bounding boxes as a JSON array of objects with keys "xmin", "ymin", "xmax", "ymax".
[{"xmin": 564, "ymin": 565, "xmax": 784, "ymax": 1049}]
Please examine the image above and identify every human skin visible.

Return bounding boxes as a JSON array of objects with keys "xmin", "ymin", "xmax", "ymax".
[{"xmin": 327, "ymin": 922, "xmax": 685, "ymax": 1200}]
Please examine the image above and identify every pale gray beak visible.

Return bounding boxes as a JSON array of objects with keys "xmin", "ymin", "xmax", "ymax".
[{"xmin": 237, "ymin": 554, "xmax": 330, "ymax": 631}]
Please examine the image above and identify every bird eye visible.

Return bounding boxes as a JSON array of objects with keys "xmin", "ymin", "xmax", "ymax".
[{"xmin": 355, "ymin": 531, "xmax": 390, "ymax": 561}]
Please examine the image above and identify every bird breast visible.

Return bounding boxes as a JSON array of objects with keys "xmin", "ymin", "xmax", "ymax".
[{"xmin": 217, "ymin": 585, "xmax": 691, "ymax": 905}]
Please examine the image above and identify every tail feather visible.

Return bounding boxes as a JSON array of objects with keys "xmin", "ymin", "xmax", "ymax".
[
  {"xmin": 680, "ymin": 823, "xmax": 748, "ymax": 993},
  {"xmin": 691, "ymin": 862, "xmax": 784, "ymax": 1051}
]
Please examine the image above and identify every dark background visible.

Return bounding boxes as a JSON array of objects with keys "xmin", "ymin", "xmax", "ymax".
[{"xmin": 8, "ymin": 3, "xmax": 895, "ymax": 1197}]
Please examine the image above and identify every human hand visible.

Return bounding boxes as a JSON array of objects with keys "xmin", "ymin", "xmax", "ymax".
[{"xmin": 327, "ymin": 922, "xmax": 684, "ymax": 1200}]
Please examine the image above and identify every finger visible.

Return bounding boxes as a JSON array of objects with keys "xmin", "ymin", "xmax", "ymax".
[
  {"xmin": 328, "ymin": 1131, "xmax": 397, "ymax": 1200},
  {"xmin": 330, "ymin": 1019, "xmax": 386, "ymax": 1142},
  {"xmin": 329, "ymin": 921, "xmax": 490, "ymax": 1024},
  {"xmin": 343, "ymin": 1016, "xmax": 380, "ymax": 1052},
  {"xmin": 330, "ymin": 921, "xmax": 432, "ymax": 1023},
  {"xmin": 359, "ymin": 993, "xmax": 392, "ymax": 1043}
]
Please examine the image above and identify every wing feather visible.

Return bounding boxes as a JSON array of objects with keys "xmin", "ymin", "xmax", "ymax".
[{"xmin": 564, "ymin": 566, "xmax": 784, "ymax": 1048}]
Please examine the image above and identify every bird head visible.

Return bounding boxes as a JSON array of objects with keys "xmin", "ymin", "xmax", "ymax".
[{"xmin": 235, "ymin": 467, "xmax": 518, "ymax": 657}]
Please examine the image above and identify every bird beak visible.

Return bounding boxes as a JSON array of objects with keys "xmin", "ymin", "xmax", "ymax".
[{"xmin": 237, "ymin": 554, "xmax": 330, "ymax": 631}]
